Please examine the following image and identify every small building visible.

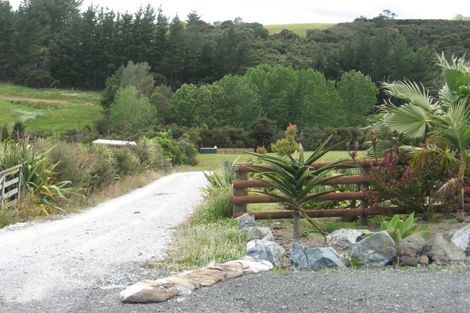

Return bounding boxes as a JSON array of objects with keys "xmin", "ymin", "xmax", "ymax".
[{"xmin": 92, "ymin": 139, "xmax": 137, "ymax": 147}]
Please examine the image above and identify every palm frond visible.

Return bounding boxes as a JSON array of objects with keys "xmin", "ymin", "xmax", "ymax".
[
  {"xmin": 382, "ymin": 80, "xmax": 437, "ymax": 112},
  {"xmin": 383, "ymin": 103, "xmax": 432, "ymax": 139}
]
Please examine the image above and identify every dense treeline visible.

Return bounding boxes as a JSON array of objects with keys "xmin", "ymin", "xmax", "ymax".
[
  {"xmin": 0, "ymin": 0, "xmax": 468, "ymax": 90},
  {"xmin": 100, "ymin": 62, "xmax": 377, "ymax": 140}
]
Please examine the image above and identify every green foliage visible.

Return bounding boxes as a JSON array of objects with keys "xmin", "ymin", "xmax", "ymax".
[
  {"xmin": 113, "ymin": 148, "xmax": 141, "ymax": 176},
  {"xmin": 249, "ymin": 138, "xmax": 338, "ymax": 239},
  {"xmin": 369, "ymin": 147, "xmax": 458, "ymax": 217},
  {"xmin": 271, "ymin": 123, "xmax": 300, "ymax": 156},
  {"xmin": 119, "ymin": 61, "xmax": 156, "ymax": 99},
  {"xmin": 0, "ymin": 141, "xmax": 76, "ymax": 210},
  {"xmin": 151, "ymin": 216, "xmax": 246, "ymax": 271},
  {"xmin": 109, "ymin": 87, "xmax": 157, "ymax": 134},
  {"xmin": 202, "ymin": 158, "xmax": 239, "ymax": 219},
  {"xmin": 337, "ymin": 71, "xmax": 378, "ymax": 126},
  {"xmin": 380, "ymin": 212, "xmax": 431, "ymax": 244},
  {"xmin": 377, "ymin": 54, "xmax": 469, "ymax": 217},
  {"xmin": 153, "ymin": 133, "xmax": 198, "ymax": 165}
]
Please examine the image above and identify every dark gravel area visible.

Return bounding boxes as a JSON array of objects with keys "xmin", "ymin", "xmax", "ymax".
[{"xmin": 3, "ymin": 267, "xmax": 470, "ymax": 313}]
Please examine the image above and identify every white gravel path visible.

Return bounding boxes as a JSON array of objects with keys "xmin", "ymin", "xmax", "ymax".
[{"xmin": 0, "ymin": 171, "xmax": 206, "ymax": 306}]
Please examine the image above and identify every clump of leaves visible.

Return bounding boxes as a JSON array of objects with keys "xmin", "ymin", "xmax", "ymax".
[
  {"xmin": 271, "ymin": 123, "xmax": 300, "ymax": 156},
  {"xmin": 249, "ymin": 137, "xmax": 339, "ymax": 240},
  {"xmin": 380, "ymin": 212, "xmax": 431, "ymax": 245},
  {"xmin": 202, "ymin": 158, "xmax": 239, "ymax": 219}
]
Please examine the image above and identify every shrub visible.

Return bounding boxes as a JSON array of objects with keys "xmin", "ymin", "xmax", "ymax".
[
  {"xmin": 84, "ymin": 144, "xmax": 118, "ymax": 189},
  {"xmin": 204, "ymin": 189, "xmax": 233, "ymax": 219},
  {"xmin": 271, "ymin": 123, "xmax": 300, "ymax": 156},
  {"xmin": 256, "ymin": 146, "xmax": 268, "ymax": 154},
  {"xmin": 109, "ymin": 87, "xmax": 157, "ymax": 134},
  {"xmin": 48, "ymin": 143, "xmax": 94, "ymax": 189},
  {"xmin": 113, "ymin": 148, "xmax": 141, "ymax": 176},
  {"xmin": 199, "ymin": 127, "xmax": 251, "ymax": 148},
  {"xmin": 369, "ymin": 147, "xmax": 458, "ymax": 217},
  {"xmin": 175, "ymin": 135, "xmax": 198, "ymax": 166},
  {"xmin": 154, "ymin": 133, "xmax": 198, "ymax": 166},
  {"xmin": 12, "ymin": 121, "xmax": 25, "ymax": 138},
  {"xmin": 131, "ymin": 138, "xmax": 170, "ymax": 170},
  {"xmin": 1, "ymin": 125, "xmax": 9, "ymax": 141},
  {"xmin": 380, "ymin": 212, "xmax": 430, "ymax": 245}
]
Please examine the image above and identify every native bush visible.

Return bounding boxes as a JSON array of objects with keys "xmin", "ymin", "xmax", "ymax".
[
  {"xmin": 113, "ymin": 148, "xmax": 141, "ymax": 176},
  {"xmin": 109, "ymin": 87, "xmax": 157, "ymax": 134},
  {"xmin": 271, "ymin": 123, "xmax": 300, "ymax": 156},
  {"xmin": 202, "ymin": 159, "xmax": 238, "ymax": 219},
  {"xmin": 369, "ymin": 147, "xmax": 458, "ymax": 217},
  {"xmin": 48, "ymin": 143, "xmax": 95, "ymax": 189}
]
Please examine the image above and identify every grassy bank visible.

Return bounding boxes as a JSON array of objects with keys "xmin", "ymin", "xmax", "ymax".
[{"xmin": 0, "ymin": 83, "xmax": 103, "ymax": 134}]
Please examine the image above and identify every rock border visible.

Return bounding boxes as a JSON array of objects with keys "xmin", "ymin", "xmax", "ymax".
[{"xmin": 121, "ymin": 214, "xmax": 470, "ymax": 303}]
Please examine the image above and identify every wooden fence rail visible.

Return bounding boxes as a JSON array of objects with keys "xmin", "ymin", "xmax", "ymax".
[
  {"xmin": 232, "ymin": 159, "xmax": 469, "ymax": 222},
  {"xmin": 0, "ymin": 165, "xmax": 22, "ymax": 209}
]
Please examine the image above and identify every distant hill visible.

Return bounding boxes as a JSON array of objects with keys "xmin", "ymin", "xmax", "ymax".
[{"xmin": 264, "ymin": 23, "xmax": 335, "ymax": 37}]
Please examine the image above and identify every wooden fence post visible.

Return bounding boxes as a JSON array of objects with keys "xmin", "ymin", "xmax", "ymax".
[{"xmin": 233, "ymin": 165, "xmax": 248, "ymax": 216}]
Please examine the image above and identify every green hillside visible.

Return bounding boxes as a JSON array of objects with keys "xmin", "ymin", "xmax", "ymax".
[
  {"xmin": 0, "ymin": 83, "xmax": 103, "ymax": 135},
  {"xmin": 264, "ymin": 23, "xmax": 335, "ymax": 37}
]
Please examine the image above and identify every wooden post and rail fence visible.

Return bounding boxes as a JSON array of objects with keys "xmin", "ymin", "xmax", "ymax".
[
  {"xmin": 0, "ymin": 165, "xmax": 22, "ymax": 209},
  {"xmin": 232, "ymin": 159, "xmax": 470, "ymax": 222}
]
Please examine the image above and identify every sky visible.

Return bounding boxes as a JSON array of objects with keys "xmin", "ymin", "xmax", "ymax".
[{"xmin": 9, "ymin": 0, "xmax": 470, "ymax": 24}]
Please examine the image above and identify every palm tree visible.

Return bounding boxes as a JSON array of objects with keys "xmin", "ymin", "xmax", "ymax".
[
  {"xmin": 248, "ymin": 137, "xmax": 338, "ymax": 240},
  {"xmin": 379, "ymin": 54, "xmax": 470, "ymax": 219}
]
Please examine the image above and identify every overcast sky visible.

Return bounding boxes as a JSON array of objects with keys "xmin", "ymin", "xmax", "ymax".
[{"xmin": 9, "ymin": 0, "xmax": 470, "ymax": 24}]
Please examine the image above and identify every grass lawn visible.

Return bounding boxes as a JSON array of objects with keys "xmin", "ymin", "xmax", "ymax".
[
  {"xmin": 264, "ymin": 23, "xmax": 335, "ymax": 37},
  {"xmin": 0, "ymin": 83, "xmax": 103, "ymax": 134},
  {"xmin": 192, "ymin": 150, "xmax": 365, "ymax": 171},
  {"xmin": 0, "ymin": 83, "xmax": 100, "ymax": 105}
]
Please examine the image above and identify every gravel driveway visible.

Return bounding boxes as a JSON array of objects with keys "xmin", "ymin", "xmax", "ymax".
[
  {"xmin": 0, "ymin": 171, "xmax": 206, "ymax": 313},
  {"xmin": 2, "ymin": 171, "xmax": 470, "ymax": 313}
]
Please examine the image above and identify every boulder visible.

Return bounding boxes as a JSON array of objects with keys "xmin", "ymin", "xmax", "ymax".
[
  {"xmin": 235, "ymin": 213, "xmax": 256, "ymax": 230},
  {"xmin": 450, "ymin": 223, "xmax": 470, "ymax": 256},
  {"xmin": 226, "ymin": 256, "xmax": 273, "ymax": 274},
  {"xmin": 326, "ymin": 229, "xmax": 370, "ymax": 261},
  {"xmin": 244, "ymin": 226, "xmax": 274, "ymax": 241},
  {"xmin": 120, "ymin": 281, "xmax": 179, "ymax": 303},
  {"xmin": 348, "ymin": 231, "xmax": 396, "ymax": 267},
  {"xmin": 425, "ymin": 233, "xmax": 465, "ymax": 265},
  {"xmin": 398, "ymin": 234, "xmax": 426, "ymax": 266},
  {"xmin": 246, "ymin": 239, "xmax": 285, "ymax": 267},
  {"xmin": 291, "ymin": 243, "xmax": 344, "ymax": 270}
]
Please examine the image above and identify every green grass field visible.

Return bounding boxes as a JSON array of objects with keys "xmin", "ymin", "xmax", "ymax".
[
  {"xmin": 193, "ymin": 150, "xmax": 364, "ymax": 171},
  {"xmin": 264, "ymin": 23, "xmax": 335, "ymax": 37},
  {"xmin": 0, "ymin": 83, "xmax": 103, "ymax": 134}
]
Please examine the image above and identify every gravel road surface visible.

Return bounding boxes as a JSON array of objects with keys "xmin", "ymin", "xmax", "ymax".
[
  {"xmin": 2, "ymin": 171, "xmax": 470, "ymax": 313},
  {"xmin": 0, "ymin": 171, "xmax": 206, "ymax": 313}
]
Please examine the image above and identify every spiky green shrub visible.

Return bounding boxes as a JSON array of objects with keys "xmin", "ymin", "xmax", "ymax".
[{"xmin": 380, "ymin": 212, "xmax": 431, "ymax": 245}]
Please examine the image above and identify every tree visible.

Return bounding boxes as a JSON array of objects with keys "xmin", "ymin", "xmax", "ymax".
[
  {"xmin": 120, "ymin": 61, "xmax": 155, "ymax": 98},
  {"xmin": 379, "ymin": 54, "xmax": 470, "ymax": 220},
  {"xmin": 109, "ymin": 87, "xmax": 157, "ymax": 134},
  {"xmin": 249, "ymin": 118, "xmax": 276, "ymax": 149},
  {"xmin": 297, "ymin": 69, "xmax": 346, "ymax": 128},
  {"xmin": 0, "ymin": 0, "xmax": 15, "ymax": 80},
  {"xmin": 337, "ymin": 70, "xmax": 378, "ymax": 126}
]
